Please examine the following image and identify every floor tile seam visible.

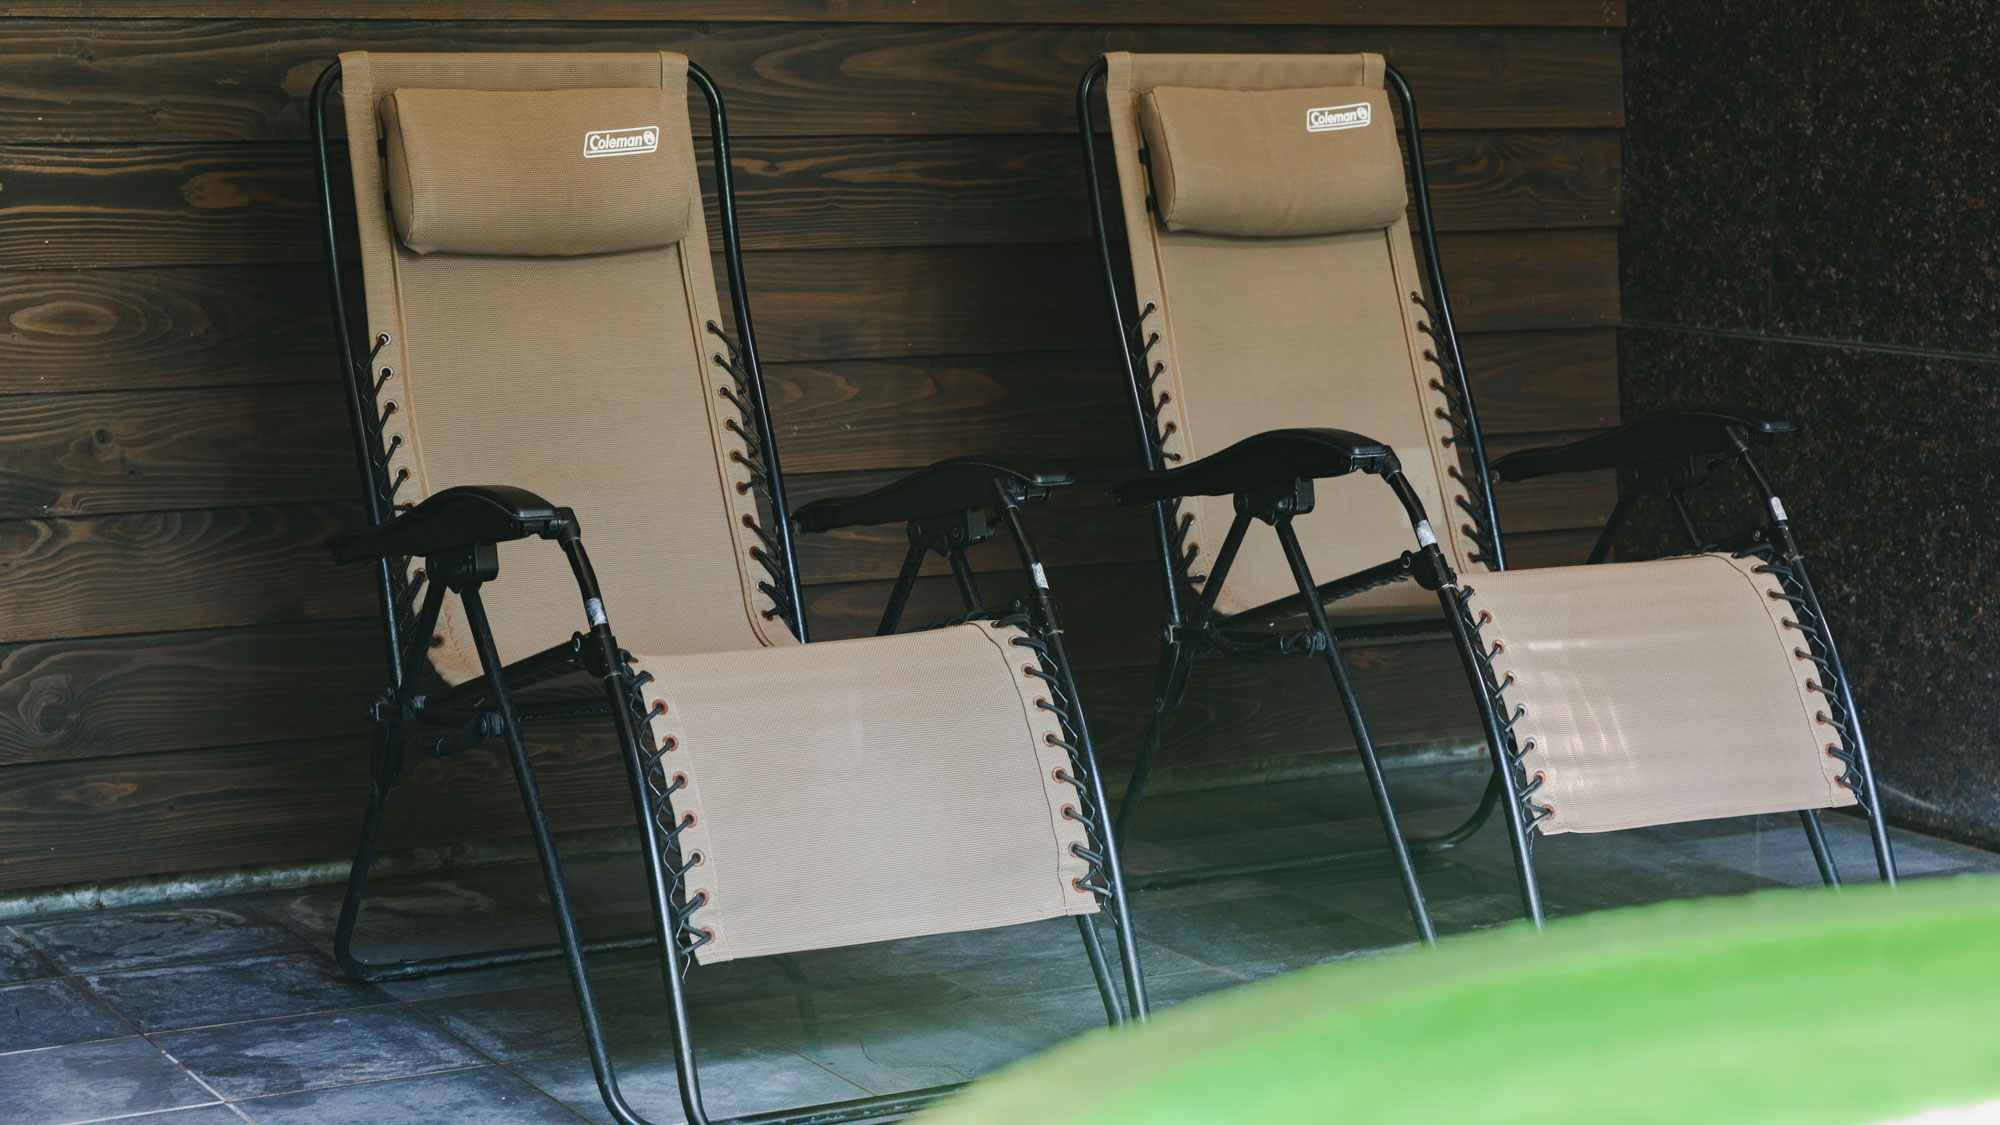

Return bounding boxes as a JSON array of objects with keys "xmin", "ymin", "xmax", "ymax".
[
  {"xmin": 376, "ymin": 979, "xmax": 515, "ymax": 1075},
  {"xmin": 62, "ymin": 966, "xmax": 242, "ymax": 1123},
  {"xmin": 477, "ymin": 1055, "xmax": 610, "ymax": 1123},
  {"xmin": 63, "ymin": 1101, "xmax": 234, "ymax": 1125}
]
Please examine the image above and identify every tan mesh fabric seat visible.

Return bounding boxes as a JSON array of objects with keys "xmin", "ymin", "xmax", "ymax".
[
  {"xmin": 1463, "ymin": 555, "xmax": 1850, "ymax": 834},
  {"xmin": 641, "ymin": 622, "xmax": 1092, "ymax": 963},
  {"xmin": 1084, "ymin": 50, "xmax": 1893, "ymax": 931},
  {"xmin": 319, "ymin": 51, "xmax": 1143, "ymax": 1124}
]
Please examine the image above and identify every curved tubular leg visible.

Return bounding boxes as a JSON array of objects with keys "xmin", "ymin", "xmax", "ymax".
[
  {"xmin": 1439, "ymin": 584, "xmax": 1545, "ymax": 927},
  {"xmin": 1407, "ymin": 766, "xmax": 1502, "ymax": 853},
  {"xmin": 996, "ymin": 493, "xmax": 1149, "ymax": 1022},
  {"xmin": 1800, "ymin": 810, "xmax": 1841, "ymax": 888},
  {"xmin": 331, "ymin": 576, "xmax": 656, "ymax": 981},
  {"xmin": 1115, "ymin": 510, "xmax": 1251, "ymax": 849},
  {"xmin": 1737, "ymin": 460, "xmax": 1897, "ymax": 886},
  {"xmin": 459, "ymin": 583, "xmax": 672, "ymax": 1125},
  {"xmin": 1074, "ymin": 915, "xmax": 1127, "ymax": 1026},
  {"xmin": 1273, "ymin": 520, "xmax": 1435, "ymax": 947},
  {"xmin": 550, "ymin": 532, "xmax": 718, "ymax": 1125},
  {"xmin": 1111, "ymin": 640, "xmax": 1194, "ymax": 847},
  {"xmin": 1785, "ymin": 554, "xmax": 1896, "ymax": 885}
]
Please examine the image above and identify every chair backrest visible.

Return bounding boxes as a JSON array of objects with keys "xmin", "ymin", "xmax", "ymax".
[
  {"xmin": 336, "ymin": 52, "xmax": 794, "ymax": 684},
  {"xmin": 1101, "ymin": 52, "xmax": 1486, "ymax": 618}
]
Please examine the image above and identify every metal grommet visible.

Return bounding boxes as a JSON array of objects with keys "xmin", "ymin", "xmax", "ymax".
[
  {"xmin": 1060, "ymin": 803, "xmax": 1079, "ymax": 820},
  {"xmin": 1044, "ymin": 732, "xmax": 1060, "ymax": 746},
  {"xmin": 1071, "ymin": 877, "xmax": 1088, "ymax": 892},
  {"xmin": 1022, "ymin": 664, "xmax": 1037, "ymax": 678},
  {"xmin": 661, "ymin": 736, "xmax": 679, "ymax": 751},
  {"xmin": 681, "ymin": 812, "xmax": 698, "ymax": 827},
  {"xmin": 691, "ymin": 888, "xmax": 711, "ymax": 906},
  {"xmin": 735, "ymin": 480, "xmax": 751, "ymax": 494},
  {"xmin": 429, "ymin": 634, "xmax": 444, "ymax": 648},
  {"xmin": 382, "ymin": 400, "xmax": 398, "ymax": 415},
  {"xmin": 689, "ymin": 850, "xmax": 705, "ymax": 866},
  {"xmin": 671, "ymin": 772, "xmax": 688, "ymax": 789}
]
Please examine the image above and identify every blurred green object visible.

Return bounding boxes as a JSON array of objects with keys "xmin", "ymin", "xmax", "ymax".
[{"xmin": 923, "ymin": 875, "xmax": 2000, "ymax": 1125}]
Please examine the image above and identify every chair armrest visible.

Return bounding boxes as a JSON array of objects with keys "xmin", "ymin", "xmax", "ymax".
[
  {"xmin": 791, "ymin": 457, "xmax": 1073, "ymax": 533},
  {"xmin": 328, "ymin": 485, "xmax": 571, "ymax": 564},
  {"xmin": 1107, "ymin": 428, "xmax": 1393, "ymax": 506},
  {"xmin": 1490, "ymin": 407, "xmax": 1795, "ymax": 484}
]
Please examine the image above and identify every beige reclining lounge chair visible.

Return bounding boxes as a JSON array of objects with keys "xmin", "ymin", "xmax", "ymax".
[
  {"xmin": 310, "ymin": 51, "xmax": 1145, "ymax": 1125},
  {"xmin": 1076, "ymin": 51, "xmax": 1896, "ymax": 938}
]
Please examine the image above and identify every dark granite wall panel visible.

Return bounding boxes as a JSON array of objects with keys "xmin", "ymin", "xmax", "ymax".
[{"xmin": 1622, "ymin": 2, "xmax": 2000, "ymax": 844}]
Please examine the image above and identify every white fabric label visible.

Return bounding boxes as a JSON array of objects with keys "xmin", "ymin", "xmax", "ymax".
[
  {"xmin": 585, "ymin": 597, "xmax": 608, "ymax": 627},
  {"xmin": 1306, "ymin": 103, "xmax": 1372, "ymax": 132},
  {"xmin": 1414, "ymin": 519, "xmax": 1437, "ymax": 548},
  {"xmin": 1031, "ymin": 563, "xmax": 1050, "ymax": 589},
  {"xmin": 583, "ymin": 125, "xmax": 659, "ymax": 158}
]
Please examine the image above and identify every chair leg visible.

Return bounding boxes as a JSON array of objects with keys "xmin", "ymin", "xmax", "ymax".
[
  {"xmin": 458, "ymin": 583, "xmax": 686, "ymax": 1125},
  {"xmin": 1112, "ymin": 639, "xmax": 1194, "ymax": 847},
  {"xmin": 331, "ymin": 744, "xmax": 396, "ymax": 980},
  {"xmin": 1408, "ymin": 765, "xmax": 1502, "ymax": 852},
  {"xmin": 1800, "ymin": 810, "xmax": 1841, "ymax": 888},
  {"xmin": 1273, "ymin": 520, "xmax": 1436, "ymax": 947},
  {"xmin": 1075, "ymin": 915, "xmax": 1128, "ymax": 1026},
  {"xmin": 1439, "ymin": 584, "xmax": 1546, "ymax": 928},
  {"xmin": 329, "ymin": 734, "xmax": 660, "ymax": 982}
]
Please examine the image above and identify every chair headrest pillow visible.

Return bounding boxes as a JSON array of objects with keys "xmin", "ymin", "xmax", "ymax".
[
  {"xmin": 1137, "ymin": 84, "xmax": 1408, "ymax": 238},
  {"xmin": 381, "ymin": 85, "xmax": 694, "ymax": 257}
]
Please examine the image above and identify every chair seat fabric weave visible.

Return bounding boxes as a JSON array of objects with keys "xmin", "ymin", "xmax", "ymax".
[
  {"xmin": 1463, "ymin": 553, "xmax": 1857, "ymax": 834},
  {"xmin": 631, "ymin": 621, "xmax": 1097, "ymax": 963}
]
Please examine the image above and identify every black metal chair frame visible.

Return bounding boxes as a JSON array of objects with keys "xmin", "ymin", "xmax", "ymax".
[
  {"xmin": 311, "ymin": 59, "xmax": 1147, "ymax": 1125},
  {"xmin": 1075, "ymin": 57, "xmax": 1897, "ymax": 938}
]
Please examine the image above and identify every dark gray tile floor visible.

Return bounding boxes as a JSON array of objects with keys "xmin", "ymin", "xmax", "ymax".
[{"xmin": 3, "ymin": 761, "xmax": 1994, "ymax": 1123}]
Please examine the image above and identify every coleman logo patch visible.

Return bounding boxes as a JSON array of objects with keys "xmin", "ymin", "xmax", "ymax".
[
  {"xmin": 583, "ymin": 126, "xmax": 659, "ymax": 158},
  {"xmin": 1306, "ymin": 103, "xmax": 1372, "ymax": 132}
]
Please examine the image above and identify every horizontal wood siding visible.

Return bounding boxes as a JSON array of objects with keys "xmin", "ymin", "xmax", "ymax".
[{"xmin": 0, "ymin": 4, "xmax": 1623, "ymax": 889}]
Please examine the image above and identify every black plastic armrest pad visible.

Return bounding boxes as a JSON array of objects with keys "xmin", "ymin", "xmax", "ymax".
[
  {"xmin": 791, "ymin": 457, "xmax": 1074, "ymax": 532},
  {"xmin": 1107, "ymin": 428, "xmax": 1392, "ymax": 506},
  {"xmin": 328, "ymin": 485, "xmax": 567, "ymax": 564},
  {"xmin": 1490, "ymin": 407, "xmax": 1795, "ymax": 484}
]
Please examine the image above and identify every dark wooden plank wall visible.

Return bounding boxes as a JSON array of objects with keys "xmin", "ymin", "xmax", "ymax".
[{"xmin": 0, "ymin": 3, "xmax": 1624, "ymax": 890}]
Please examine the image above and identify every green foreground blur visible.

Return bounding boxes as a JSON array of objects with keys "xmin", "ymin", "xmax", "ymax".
[{"xmin": 923, "ymin": 875, "xmax": 2000, "ymax": 1125}]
